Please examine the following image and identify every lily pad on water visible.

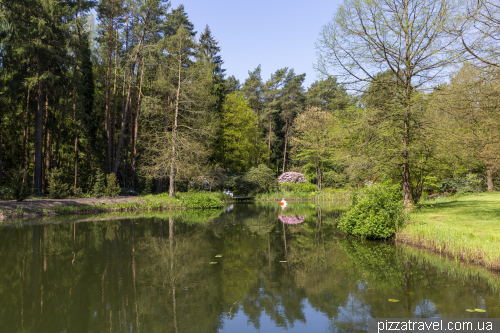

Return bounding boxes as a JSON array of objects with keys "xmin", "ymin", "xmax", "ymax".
[
  {"xmin": 209, "ymin": 262, "xmax": 217, "ymax": 264},
  {"xmin": 475, "ymin": 309, "xmax": 486, "ymax": 312},
  {"xmin": 388, "ymin": 299, "xmax": 399, "ymax": 302},
  {"xmin": 215, "ymin": 255, "xmax": 223, "ymax": 258}
]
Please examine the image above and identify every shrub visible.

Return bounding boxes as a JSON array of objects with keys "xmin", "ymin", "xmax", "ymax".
[
  {"xmin": 180, "ymin": 192, "xmax": 224, "ymax": 208},
  {"xmin": 105, "ymin": 173, "xmax": 121, "ymax": 197},
  {"xmin": 439, "ymin": 173, "xmax": 483, "ymax": 194},
  {"xmin": 277, "ymin": 172, "xmax": 307, "ymax": 184},
  {"xmin": 338, "ymin": 182, "xmax": 406, "ymax": 239},
  {"xmin": 47, "ymin": 168, "xmax": 70, "ymax": 199},
  {"xmin": 279, "ymin": 182, "xmax": 317, "ymax": 192},
  {"xmin": 92, "ymin": 170, "xmax": 106, "ymax": 198},
  {"xmin": 188, "ymin": 176, "xmax": 210, "ymax": 191},
  {"xmin": 322, "ymin": 171, "xmax": 348, "ymax": 189},
  {"xmin": 7, "ymin": 169, "xmax": 32, "ymax": 201},
  {"xmin": 244, "ymin": 164, "xmax": 277, "ymax": 193},
  {"xmin": 72, "ymin": 187, "xmax": 84, "ymax": 198},
  {"xmin": 0, "ymin": 186, "xmax": 13, "ymax": 200}
]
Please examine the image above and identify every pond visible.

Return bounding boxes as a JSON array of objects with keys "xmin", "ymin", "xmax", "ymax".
[{"xmin": 0, "ymin": 203, "xmax": 499, "ymax": 332}]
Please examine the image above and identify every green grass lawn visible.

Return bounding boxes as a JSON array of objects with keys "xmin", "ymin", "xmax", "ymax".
[
  {"xmin": 412, "ymin": 192, "xmax": 500, "ymax": 235},
  {"xmin": 398, "ymin": 192, "xmax": 500, "ymax": 269}
]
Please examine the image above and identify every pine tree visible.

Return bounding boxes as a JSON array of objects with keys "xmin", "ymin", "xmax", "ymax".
[
  {"xmin": 199, "ymin": 25, "xmax": 226, "ymax": 163},
  {"xmin": 93, "ymin": 169, "xmax": 106, "ymax": 198},
  {"xmin": 281, "ymin": 72, "xmax": 306, "ymax": 172}
]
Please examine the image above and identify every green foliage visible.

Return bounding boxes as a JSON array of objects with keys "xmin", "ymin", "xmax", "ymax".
[
  {"xmin": 0, "ymin": 187, "xmax": 13, "ymax": 200},
  {"xmin": 278, "ymin": 182, "xmax": 316, "ymax": 192},
  {"xmin": 92, "ymin": 170, "xmax": 106, "ymax": 198},
  {"xmin": 322, "ymin": 171, "xmax": 348, "ymax": 189},
  {"xmin": 338, "ymin": 182, "xmax": 406, "ymax": 239},
  {"xmin": 221, "ymin": 92, "xmax": 262, "ymax": 171},
  {"xmin": 439, "ymin": 173, "xmax": 483, "ymax": 194},
  {"xmin": 47, "ymin": 168, "xmax": 70, "ymax": 199},
  {"xmin": 72, "ymin": 187, "xmax": 84, "ymax": 198},
  {"xmin": 105, "ymin": 173, "xmax": 121, "ymax": 197},
  {"xmin": 7, "ymin": 169, "xmax": 31, "ymax": 201},
  {"xmin": 179, "ymin": 192, "xmax": 224, "ymax": 208},
  {"xmin": 244, "ymin": 164, "xmax": 277, "ymax": 193}
]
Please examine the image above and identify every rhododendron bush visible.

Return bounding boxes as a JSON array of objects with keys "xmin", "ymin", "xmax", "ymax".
[{"xmin": 278, "ymin": 172, "xmax": 307, "ymax": 184}]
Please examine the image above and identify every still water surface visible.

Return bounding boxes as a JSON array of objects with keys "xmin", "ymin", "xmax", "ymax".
[{"xmin": 1, "ymin": 203, "xmax": 499, "ymax": 332}]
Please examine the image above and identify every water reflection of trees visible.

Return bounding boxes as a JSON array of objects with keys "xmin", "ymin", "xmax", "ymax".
[{"xmin": 0, "ymin": 205, "xmax": 499, "ymax": 332}]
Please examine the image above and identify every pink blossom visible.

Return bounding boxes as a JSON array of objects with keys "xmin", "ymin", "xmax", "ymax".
[
  {"xmin": 278, "ymin": 215, "xmax": 306, "ymax": 224},
  {"xmin": 277, "ymin": 172, "xmax": 307, "ymax": 184}
]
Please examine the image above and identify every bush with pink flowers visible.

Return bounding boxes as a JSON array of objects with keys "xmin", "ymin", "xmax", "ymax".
[{"xmin": 277, "ymin": 172, "xmax": 308, "ymax": 184}]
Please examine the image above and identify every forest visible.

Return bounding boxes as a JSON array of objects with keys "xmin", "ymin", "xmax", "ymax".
[{"xmin": 0, "ymin": 0, "xmax": 499, "ymax": 207}]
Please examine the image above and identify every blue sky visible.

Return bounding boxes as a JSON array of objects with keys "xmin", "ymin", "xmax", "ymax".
[{"xmin": 180, "ymin": 0, "xmax": 343, "ymax": 89}]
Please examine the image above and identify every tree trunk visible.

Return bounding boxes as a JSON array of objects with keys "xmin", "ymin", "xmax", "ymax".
[
  {"xmin": 255, "ymin": 95, "xmax": 260, "ymax": 166},
  {"xmin": 402, "ymin": 105, "xmax": 412, "ymax": 208},
  {"xmin": 0, "ymin": 123, "xmax": 2, "ymax": 187},
  {"xmin": 156, "ymin": 178, "xmax": 163, "ymax": 193},
  {"xmin": 55, "ymin": 53, "xmax": 78, "ymax": 168},
  {"xmin": 22, "ymin": 91, "xmax": 30, "ymax": 169},
  {"xmin": 169, "ymin": 49, "xmax": 182, "ymax": 197},
  {"xmin": 45, "ymin": 97, "xmax": 52, "ymax": 185},
  {"xmin": 112, "ymin": 29, "xmax": 119, "ymax": 163},
  {"xmin": 115, "ymin": 9, "xmax": 129, "ymax": 176},
  {"xmin": 487, "ymin": 166, "xmax": 494, "ymax": 192},
  {"xmin": 132, "ymin": 62, "xmax": 144, "ymax": 190},
  {"xmin": 113, "ymin": 9, "xmax": 151, "ymax": 175},
  {"xmin": 42, "ymin": 94, "xmax": 49, "ymax": 194},
  {"xmin": 268, "ymin": 116, "xmax": 272, "ymax": 162},
  {"xmin": 26, "ymin": 112, "xmax": 31, "ymax": 172},
  {"xmin": 282, "ymin": 119, "xmax": 289, "ymax": 173},
  {"xmin": 54, "ymin": 96, "xmax": 69, "ymax": 168},
  {"xmin": 34, "ymin": 80, "xmax": 43, "ymax": 195},
  {"xmin": 105, "ymin": 4, "xmax": 114, "ymax": 174},
  {"xmin": 73, "ymin": 85, "xmax": 78, "ymax": 190},
  {"xmin": 129, "ymin": 86, "xmax": 135, "ymax": 188}
]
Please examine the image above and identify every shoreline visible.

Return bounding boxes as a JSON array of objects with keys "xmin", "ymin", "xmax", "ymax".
[
  {"xmin": 396, "ymin": 192, "xmax": 500, "ymax": 273},
  {"xmin": 0, "ymin": 197, "xmax": 146, "ymax": 220},
  {"xmin": 396, "ymin": 233, "xmax": 500, "ymax": 273}
]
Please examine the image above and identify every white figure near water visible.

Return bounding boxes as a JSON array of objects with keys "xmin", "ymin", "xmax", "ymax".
[{"xmin": 279, "ymin": 198, "xmax": 288, "ymax": 210}]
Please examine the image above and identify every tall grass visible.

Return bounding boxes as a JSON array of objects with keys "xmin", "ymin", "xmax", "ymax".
[
  {"xmin": 398, "ymin": 224, "xmax": 500, "ymax": 268},
  {"xmin": 255, "ymin": 189, "xmax": 350, "ymax": 207},
  {"xmin": 397, "ymin": 192, "xmax": 500, "ymax": 270}
]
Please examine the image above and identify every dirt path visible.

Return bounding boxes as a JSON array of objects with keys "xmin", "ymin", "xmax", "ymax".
[{"xmin": 0, "ymin": 196, "xmax": 144, "ymax": 213}]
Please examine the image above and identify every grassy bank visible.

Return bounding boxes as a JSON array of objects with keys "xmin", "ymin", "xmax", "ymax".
[
  {"xmin": 397, "ymin": 192, "xmax": 500, "ymax": 270},
  {"xmin": 255, "ymin": 189, "xmax": 350, "ymax": 207},
  {"xmin": 0, "ymin": 192, "xmax": 229, "ymax": 220}
]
